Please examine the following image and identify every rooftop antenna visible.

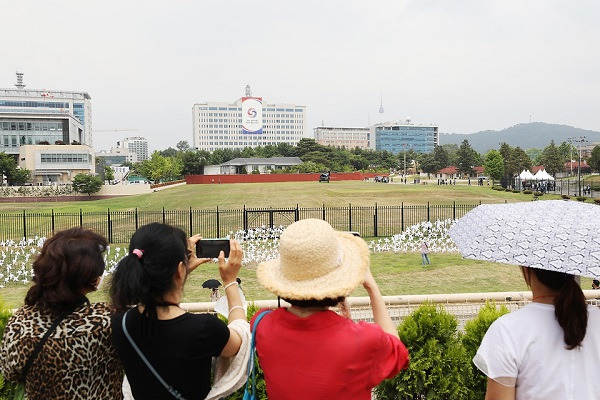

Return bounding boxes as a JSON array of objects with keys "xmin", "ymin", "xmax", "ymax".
[
  {"xmin": 15, "ymin": 71, "xmax": 25, "ymax": 89},
  {"xmin": 378, "ymin": 92, "xmax": 384, "ymax": 123},
  {"xmin": 245, "ymin": 84, "xmax": 252, "ymax": 97}
]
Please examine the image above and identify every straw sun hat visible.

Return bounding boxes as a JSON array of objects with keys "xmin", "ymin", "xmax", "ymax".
[{"xmin": 257, "ymin": 219, "xmax": 370, "ymax": 300}]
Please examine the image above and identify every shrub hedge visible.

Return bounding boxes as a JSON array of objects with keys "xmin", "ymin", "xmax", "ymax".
[
  {"xmin": 462, "ymin": 302, "xmax": 510, "ymax": 399},
  {"xmin": 523, "ymin": 190, "xmax": 532, "ymax": 194}
]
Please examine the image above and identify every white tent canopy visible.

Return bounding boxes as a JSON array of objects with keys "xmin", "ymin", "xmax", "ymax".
[
  {"xmin": 519, "ymin": 169, "xmax": 535, "ymax": 180},
  {"xmin": 534, "ymin": 169, "xmax": 554, "ymax": 181}
]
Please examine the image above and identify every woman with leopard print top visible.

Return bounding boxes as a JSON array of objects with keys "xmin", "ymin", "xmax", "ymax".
[{"xmin": 0, "ymin": 227, "xmax": 124, "ymax": 400}]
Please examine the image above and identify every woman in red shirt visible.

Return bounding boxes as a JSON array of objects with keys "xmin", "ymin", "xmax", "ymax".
[{"xmin": 252, "ymin": 219, "xmax": 410, "ymax": 399}]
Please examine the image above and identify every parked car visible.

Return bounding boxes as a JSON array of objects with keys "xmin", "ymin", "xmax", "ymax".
[{"xmin": 319, "ymin": 171, "xmax": 330, "ymax": 183}]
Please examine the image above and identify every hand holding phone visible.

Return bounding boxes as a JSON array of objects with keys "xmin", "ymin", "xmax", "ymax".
[{"xmin": 196, "ymin": 239, "xmax": 231, "ymax": 259}]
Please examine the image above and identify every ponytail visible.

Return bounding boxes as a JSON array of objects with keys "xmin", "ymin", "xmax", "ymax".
[
  {"xmin": 533, "ymin": 269, "xmax": 588, "ymax": 349},
  {"xmin": 109, "ymin": 223, "xmax": 189, "ymax": 342}
]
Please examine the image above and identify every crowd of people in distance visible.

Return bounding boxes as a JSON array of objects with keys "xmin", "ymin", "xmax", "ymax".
[{"xmin": 0, "ymin": 218, "xmax": 598, "ymax": 399}]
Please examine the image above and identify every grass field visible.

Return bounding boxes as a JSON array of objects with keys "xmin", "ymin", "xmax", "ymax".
[{"xmin": 0, "ymin": 180, "xmax": 565, "ymax": 212}]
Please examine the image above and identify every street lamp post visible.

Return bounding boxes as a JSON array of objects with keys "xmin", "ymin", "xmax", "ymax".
[{"xmin": 569, "ymin": 136, "xmax": 587, "ymax": 197}]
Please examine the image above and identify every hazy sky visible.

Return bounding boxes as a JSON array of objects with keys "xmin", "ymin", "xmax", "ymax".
[{"xmin": 2, "ymin": 1, "xmax": 599, "ymax": 151}]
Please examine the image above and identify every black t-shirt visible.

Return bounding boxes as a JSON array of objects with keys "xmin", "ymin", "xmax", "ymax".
[{"xmin": 112, "ymin": 309, "xmax": 230, "ymax": 400}]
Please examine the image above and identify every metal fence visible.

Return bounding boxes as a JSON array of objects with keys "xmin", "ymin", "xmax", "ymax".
[
  {"xmin": 182, "ymin": 291, "xmax": 600, "ymax": 331},
  {"xmin": 0, "ymin": 202, "xmax": 483, "ymax": 242}
]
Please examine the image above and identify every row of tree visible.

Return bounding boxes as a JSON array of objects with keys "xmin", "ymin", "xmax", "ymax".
[{"xmin": 124, "ymin": 139, "xmax": 600, "ymax": 184}]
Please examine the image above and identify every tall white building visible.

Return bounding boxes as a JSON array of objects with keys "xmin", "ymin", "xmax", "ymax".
[
  {"xmin": 116, "ymin": 136, "xmax": 148, "ymax": 162},
  {"xmin": 192, "ymin": 86, "xmax": 306, "ymax": 151},
  {"xmin": 0, "ymin": 72, "xmax": 93, "ymax": 156},
  {"xmin": 313, "ymin": 126, "xmax": 371, "ymax": 149}
]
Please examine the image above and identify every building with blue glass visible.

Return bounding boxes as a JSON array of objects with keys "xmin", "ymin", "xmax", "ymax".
[
  {"xmin": 0, "ymin": 73, "xmax": 93, "ymax": 158},
  {"xmin": 371, "ymin": 121, "xmax": 438, "ymax": 154}
]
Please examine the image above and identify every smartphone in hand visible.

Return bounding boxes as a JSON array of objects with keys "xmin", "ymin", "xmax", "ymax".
[{"xmin": 196, "ymin": 239, "xmax": 230, "ymax": 258}]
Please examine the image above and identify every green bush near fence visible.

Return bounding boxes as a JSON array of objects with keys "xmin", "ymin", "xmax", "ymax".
[
  {"xmin": 375, "ymin": 303, "xmax": 472, "ymax": 400},
  {"xmin": 462, "ymin": 302, "xmax": 510, "ymax": 400}
]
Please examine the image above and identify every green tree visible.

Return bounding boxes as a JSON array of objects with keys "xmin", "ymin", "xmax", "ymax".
[
  {"xmin": 0, "ymin": 153, "xmax": 31, "ymax": 186},
  {"xmin": 433, "ymin": 145, "xmax": 450, "ymax": 169},
  {"xmin": 510, "ymin": 146, "xmax": 532, "ymax": 173},
  {"xmin": 72, "ymin": 173, "xmax": 103, "ymax": 196},
  {"xmin": 176, "ymin": 140, "xmax": 190, "ymax": 152},
  {"xmin": 441, "ymin": 143, "xmax": 459, "ymax": 165},
  {"xmin": 104, "ymin": 166, "xmax": 115, "ymax": 182},
  {"xmin": 139, "ymin": 151, "xmax": 183, "ymax": 182},
  {"xmin": 419, "ymin": 153, "xmax": 439, "ymax": 177},
  {"xmin": 539, "ymin": 140, "xmax": 563, "ymax": 176},
  {"xmin": 456, "ymin": 140, "xmax": 477, "ymax": 176},
  {"xmin": 158, "ymin": 147, "xmax": 178, "ymax": 158},
  {"xmin": 588, "ymin": 145, "xmax": 600, "ymax": 172},
  {"xmin": 483, "ymin": 150, "xmax": 504, "ymax": 184},
  {"xmin": 558, "ymin": 141, "xmax": 577, "ymax": 163},
  {"xmin": 181, "ymin": 150, "xmax": 210, "ymax": 175}
]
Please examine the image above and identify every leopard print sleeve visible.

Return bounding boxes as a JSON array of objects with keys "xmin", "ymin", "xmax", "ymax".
[{"xmin": 0, "ymin": 307, "xmax": 36, "ymax": 382}]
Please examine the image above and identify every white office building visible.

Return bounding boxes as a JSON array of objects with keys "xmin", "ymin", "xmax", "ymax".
[
  {"xmin": 313, "ymin": 126, "xmax": 371, "ymax": 149},
  {"xmin": 0, "ymin": 72, "xmax": 92, "ymax": 156},
  {"xmin": 116, "ymin": 136, "xmax": 148, "ymax": 162},
  {"xmin": 192, "ymin": 86, "xmax": 306, "ymax": 151}
]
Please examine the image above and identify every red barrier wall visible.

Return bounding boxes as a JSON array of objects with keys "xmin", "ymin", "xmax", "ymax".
[{"xmin": 185, "ymin": 172, "xmax": 387, "ymax": 184}]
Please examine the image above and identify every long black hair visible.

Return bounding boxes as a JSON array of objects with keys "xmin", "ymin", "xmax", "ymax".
[
  {"xmin": 110, "ymin": 223, "xmax": 189, "ymax": 339},
  {"xmin": 533, "ymin": 268, "xmax": 588, "ymax": 349}
]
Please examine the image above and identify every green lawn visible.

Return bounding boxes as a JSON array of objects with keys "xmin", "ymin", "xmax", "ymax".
[{"xmin": 0, "ymin": 180, "xmax": 564, "ymax": 212}]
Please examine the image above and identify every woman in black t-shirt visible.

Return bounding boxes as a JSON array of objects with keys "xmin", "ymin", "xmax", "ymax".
[{"xmin": 110, "ymin": 223, "xmax": 246, "ymax": 399}]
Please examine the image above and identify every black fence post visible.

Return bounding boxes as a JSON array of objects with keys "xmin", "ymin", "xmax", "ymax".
[
  {"xmin": 189, "ymin": 207, "xmax": 193, "ymax": 236},
  {"xmin": 162, "ymin": 207, "xmax": 166, "ymax": 225},
  {"xmin": 348, "ymin": 203, "xmax": 352, "ymax": 232},
  {"xmin": 374, "ymin": 203, "xmax": 378, "ymax": 237},
  {"xmin": 135, "ymin": 208, "xmax": 139, "ymax": 230},
  {"xmin": 427, "ymin": 202, "xmax": 430, "ymax": 222},
  {"xmin": 51, "ymin": 209, "xmax": 55, "ymax": 236},
  {"xmin": 216, "ymin": 206, "xmax": 220, "ymax": 237},
  {"xmin": 322, "ymin": 204, "xmax": 325, "ymax": 221},
  {"xmin": 401, "ymin": 202, "xmax": 404, "ymax": 232},
  {"xmin": 22, "ymin": 210, "xmax": 26, "ymax": 239},
  {"xmin": 452, "ymin": 201, "xmax": 456, "ymax": 221},
  {"xmin": 107, "ymin": 208, "xmax": 112, "ymax": 243},
  {"xmin": 269, "ymin": 208, "xmax": 274, "ymax": 229},
  {"xmin": 243, "ymin": 205, "xmax": 247, "ymax": 231},
  {"xmin": 295, "ymin": 204, "xmax": 299, "ymax": 222},
  {"xmin": 79, "ymin": 209, "xmax": 83, "ymax": 227}
]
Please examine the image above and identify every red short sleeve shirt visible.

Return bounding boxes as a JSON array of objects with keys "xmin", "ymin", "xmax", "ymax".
[{"xmin": 252, "ymin": 308, "xmax": 409, "ymax": 399}]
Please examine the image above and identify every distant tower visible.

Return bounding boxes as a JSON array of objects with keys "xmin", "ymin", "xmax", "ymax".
[
  {"xmin": 14, "ymin": 71, "xmax": 25, "ymax": 89},
  {"xmin": 245, "ymin": 85, "xmax": 252, "ymax": 97},
  {"xmin": 378, "ymin": 93, "xmax": 384, "ymax": 122}
]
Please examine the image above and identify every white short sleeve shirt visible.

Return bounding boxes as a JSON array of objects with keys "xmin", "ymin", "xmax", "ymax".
[{"xmin": 474, "ymin": 303, "xmax": 600, "ymax": 400}]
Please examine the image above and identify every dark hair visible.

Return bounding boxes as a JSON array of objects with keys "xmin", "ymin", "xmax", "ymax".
[
  {"xmin": 25, "ymin": 227, "xmax": 107, "ymax": 313},
  {"xmin": 533, "ymin": 268, "xmax": 588, "ymax": 349},
  {"xmin": 284, "ymin": 296, "xmax": 345, "ymax": 309},
  {"xmin": 110, "ymin": 223, "xmax": 189, "ymax": 337}
]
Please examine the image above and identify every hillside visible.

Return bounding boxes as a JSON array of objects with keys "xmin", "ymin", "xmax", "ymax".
[{"xmin": 439, "ymin": 122, "xmax": 600, "ymax": 153}]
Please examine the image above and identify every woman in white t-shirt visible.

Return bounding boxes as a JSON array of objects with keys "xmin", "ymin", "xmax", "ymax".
[{"xmin": 474, "ymin": 267, "xmax": 600, "ymax": 400}]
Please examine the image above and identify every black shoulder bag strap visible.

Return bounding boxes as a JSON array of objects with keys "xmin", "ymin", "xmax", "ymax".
[
  {"xmin": 21, "ymin": 310, "xmax": 70, "ymax": 382},
  {"xmin": 122, "ymin": 308, "xmax": 187, "ymax": 400}
]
